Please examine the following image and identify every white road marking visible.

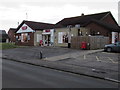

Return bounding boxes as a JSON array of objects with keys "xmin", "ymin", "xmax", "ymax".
[
  {"xmin": 96, "ymin": 56, "xmax": 101, "ymax": 62},
  {"xmin": 108, "ymin": 57, "xmax": 118, "ymax": 64},
  {"xmin": 84, "ymin": 55, "xmax": 86, "ymax": 60}
]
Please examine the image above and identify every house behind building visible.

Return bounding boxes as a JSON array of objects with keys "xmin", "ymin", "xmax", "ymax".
[{"xmin": 8, "ymin": 28, "xmax": 17, "ymax": 43}]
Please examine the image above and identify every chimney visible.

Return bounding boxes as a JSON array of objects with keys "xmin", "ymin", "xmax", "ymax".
[{"xmin": 81, "ymin": 13, "xmax": 84, "ymax": 16}]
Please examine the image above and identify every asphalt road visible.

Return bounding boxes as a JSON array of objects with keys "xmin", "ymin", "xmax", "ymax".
[{"xmin": 2, "ymin": 59, "xmax": 118, "ymax": 88}]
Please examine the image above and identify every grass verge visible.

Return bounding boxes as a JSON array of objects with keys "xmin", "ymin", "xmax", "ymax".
[{"xmin": 0, "ymin": 43, "xmax": 26, "ymax": 50}]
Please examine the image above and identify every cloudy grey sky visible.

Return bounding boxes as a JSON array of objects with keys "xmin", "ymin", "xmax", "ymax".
[{"xmin": 0, "ymin": 0, "xmax": 119, "ymax": 32}]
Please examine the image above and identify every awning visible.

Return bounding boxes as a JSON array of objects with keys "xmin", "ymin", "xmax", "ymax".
[{"xmin": 42, "ymin": 32, "xmax": 51, "ymax": 35}]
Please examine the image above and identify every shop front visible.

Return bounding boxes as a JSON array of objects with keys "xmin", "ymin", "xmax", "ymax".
[
  {"xmin": 15, "ymin": 24, "xmax": 35, "ymax": 46},
  {"xmin": 42, "ymin": 29, "xmax": 54, "ymax": 46}
]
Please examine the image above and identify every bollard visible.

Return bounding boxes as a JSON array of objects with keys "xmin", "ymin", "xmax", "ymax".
[{"xmin": 39, "ymin": 51, "xmax": 42, "ymax": 59}]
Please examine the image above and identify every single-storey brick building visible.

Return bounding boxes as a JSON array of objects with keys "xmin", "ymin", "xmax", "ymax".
[
  {"xmin": 15, "ymin": 20, "xmax": 62, "ymax": 46},
  {"xmin": 15, "ymin": 11, "xmax": 120, "ymax": 47},
  {"xmin": 56, "ymin": 11, "xmax": 120, "ymax": 45}
]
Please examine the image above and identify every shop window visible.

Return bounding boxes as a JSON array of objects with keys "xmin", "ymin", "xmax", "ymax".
[
  {"xmin": 58, "ymin": 32, "xmax": 68, "ymax": 43},
  {"xmin": 63, "ymin": 33, "xmax": 68, "ymax": 43},
  {"xmin": 19, "ymin": 36, "xmax": 21, "ymax": 41},
  {"xmin": 37, "ymin": 34, "xmax": 42, "ymax": 42},
  {"xmin": 21, "ymin": 33, "xmax": 30, "ymax": 42},
  {"xmin": 16, "ymin": 36, "xmax": 18, "ymax": 41},
  {"xmin": 28, "ymin": 35, "xmax": 30, "ymax": 40}
]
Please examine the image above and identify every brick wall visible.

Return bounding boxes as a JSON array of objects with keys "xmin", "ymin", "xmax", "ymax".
[
  {"xmin": 102, "ymin": 14, "xmax": 117, "ymax": 25},
  {"xmin": 86, "ymin": 22, "xmax": 112, "ymax": 43}
]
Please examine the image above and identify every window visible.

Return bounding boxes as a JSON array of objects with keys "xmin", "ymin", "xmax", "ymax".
[
  {"xmin": 58, "ymin": 32, "xmax": 68, "ymax": 43},
  {"xmin": 16, "ymin": 36, "xmax": 18, "ymax": 41},
  {"xmin": 37, "ymin": 34, "xmax": 42, "ymax": 42},
  {"xmin": 21, "ymin": 33, "xmax": 30, "ymax": 42},
  {"xmin": 63, "ymin": 33, "xmax": 68, "ymax": 43}
]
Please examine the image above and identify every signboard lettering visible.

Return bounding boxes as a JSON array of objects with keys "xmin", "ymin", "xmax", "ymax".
[
  {"xmin": 22, "ymin": 26, "xmax": 27, "ymax": 30},
  {"xmin": 45, "ymin": 30, "xmax": 50, "ymax": 32}
]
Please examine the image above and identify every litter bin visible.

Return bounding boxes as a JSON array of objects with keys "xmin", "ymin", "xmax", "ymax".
[{"xmin": 81, "ymin": 41, "xmax": 87, "ymax": 49}]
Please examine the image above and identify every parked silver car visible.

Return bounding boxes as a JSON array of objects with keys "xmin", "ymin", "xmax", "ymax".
[{"xmin": 104, "ymin": 41, "xmax": 120, "ymax": 52}]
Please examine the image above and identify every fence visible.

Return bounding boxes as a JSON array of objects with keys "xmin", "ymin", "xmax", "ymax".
[{"xmin": 71, "ymin": 36, "xmax": 109, "ymax": 50}]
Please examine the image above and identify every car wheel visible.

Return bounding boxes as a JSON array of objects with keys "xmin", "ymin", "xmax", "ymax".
[{"xmin": 106, "ymin": 47, "xmax": 112, "ymax": 52}]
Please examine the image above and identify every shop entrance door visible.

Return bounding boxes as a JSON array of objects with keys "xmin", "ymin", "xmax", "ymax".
[{"xmin": 43, "ymin": 34, "xmax": 50, "ymax": 46}]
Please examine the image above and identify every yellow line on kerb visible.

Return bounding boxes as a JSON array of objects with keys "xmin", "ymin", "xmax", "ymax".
[
  {"xmin": 108, "ymin": 57, "xmax": 118, "ymax": 64},
  {"xmin": 96, "ymin": 56, "xmax": 101, "ymax": 61}
]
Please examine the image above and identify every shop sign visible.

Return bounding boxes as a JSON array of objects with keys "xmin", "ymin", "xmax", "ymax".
[
  {"xmin": 17, "ymin": 23, "xmax": 35, "ymax": 33},
  {"xmin": 22, "ymin": 26, "xmax": 27, "ymax": 30},
  {"xmin": 45, "ymin": 30, "xmax": 50, "ymax": 32}
]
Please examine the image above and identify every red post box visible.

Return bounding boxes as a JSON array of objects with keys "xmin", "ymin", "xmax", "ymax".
[{"xmin": 81, "ymin": 41, "xmax": 87, "ymax": 49}]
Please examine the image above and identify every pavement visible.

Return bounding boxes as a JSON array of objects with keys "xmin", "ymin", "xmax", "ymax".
[{"xmin": 1, "ymin": 46, "xmax": 120, "ymax": 83}]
